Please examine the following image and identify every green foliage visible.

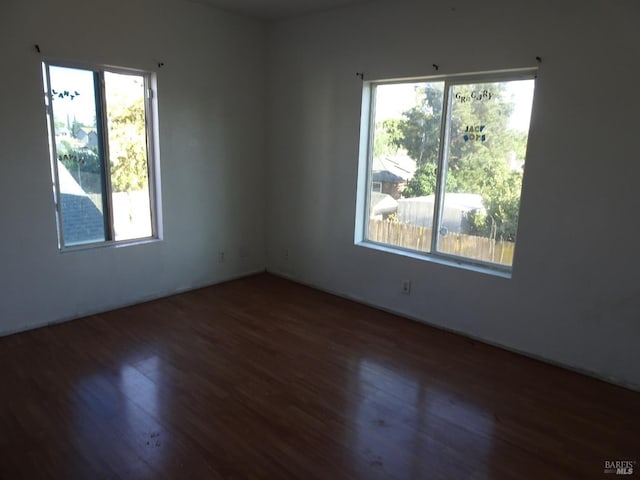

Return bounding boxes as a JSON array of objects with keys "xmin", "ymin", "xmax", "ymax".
[
  {"xmin": 404, "ymin": 162, "xmax": 458, "ymax": 197},
  {"xmin": 386, "ymin": 212, "xmax": 399, "ymax": 223},
  {"xmin": 58, "ymin": 148, "xmax": 101, "ymax": 175},
  {"xmin": 460, "ymin": 153, "xmax": 524, "ymax": 241},
  {"xmin": 446, "ymin": 84, "xmax": 514, "ymax": 170},
  {"xmin": 71, "ymin": 118, "xmax": 84, "ymax": 137},
  {"xmin": 373, "ymin": 120, "xmax": 402, "ymax": 157},
  {"xmin": 56, "ymin": 141, "xmax": 103, "ymax": 194},
  {"xmin": 376, "ymin": 81, "xmax": 529, "ymax": 241},
  {"xmin": 50, "ymin": 76, "xmax": 148, "ymax": 195},
  {"xmin": 107, "ymin": 87, "xmax": 148, "ymax": 193},
  {"xmin": 386, "ymin": 83, "xmax": 444, "ymax": 165}
]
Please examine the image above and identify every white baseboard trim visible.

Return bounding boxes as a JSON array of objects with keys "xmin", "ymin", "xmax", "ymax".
[
  {"xmin": 266, "ymin": 268, "xmax": 640, "ymax": 393},
  {"xmin": 0, "ymin": 268, "xmax": 266, "ymax": 339}
]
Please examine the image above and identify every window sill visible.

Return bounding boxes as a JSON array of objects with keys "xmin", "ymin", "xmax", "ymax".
[
  {"xmin": 59, "ymin": 236, "xmax": 162, "ymax": 254},
  {"xmin": 356, "ymin": 240, "xmax": 512, "ymax": 279}
]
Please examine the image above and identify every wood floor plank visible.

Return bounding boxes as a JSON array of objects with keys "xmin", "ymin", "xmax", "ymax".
[{"xmin": 0, "ymin": 273, "xmax": 638, "ymax": 479}]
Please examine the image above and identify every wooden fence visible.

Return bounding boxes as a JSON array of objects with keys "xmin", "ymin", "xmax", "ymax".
[{"xmin": 368, "ymin": 219, "xmax": 515, "ymax": 266}]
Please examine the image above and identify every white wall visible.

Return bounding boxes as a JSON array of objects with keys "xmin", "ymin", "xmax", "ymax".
[
  {"xmin": 266, "ymin": 0, "xmax": 640, "ymax": 389},
  {"xmin": 2, "ymin": 0, "xmax": 638, "ymax": 390},
  {"xmin": 0, "ymin": 0, "xmax": 266, "ymax": 334}
]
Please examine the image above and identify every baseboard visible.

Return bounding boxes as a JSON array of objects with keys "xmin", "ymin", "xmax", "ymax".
[
  {"xmin": 265, "ymin": 269, "xmax": 640, "ymax": 392},
  {"xmin": 0, "ymin": 268, "xmax": 267, "ymax": 339}
]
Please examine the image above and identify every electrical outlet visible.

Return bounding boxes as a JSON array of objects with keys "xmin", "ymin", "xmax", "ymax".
[
  {"xmin": 401, "ymin": 279, "xmax": 411, "ymax": 295},
  {"xmin": 218, "ymin": 251, "xmax": 225, "ymax": 263}
]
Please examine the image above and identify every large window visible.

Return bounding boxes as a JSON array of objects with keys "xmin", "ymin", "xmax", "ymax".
[
  {"xmin": 358, "ymin": 70, "xmax": 536, "ymax": 272},
  {"xmin": 42, "ymin": 62, "xmax": 159, "ymax": 249}
]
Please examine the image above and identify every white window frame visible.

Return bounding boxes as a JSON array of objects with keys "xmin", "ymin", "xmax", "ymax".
[
  {"xmin": 355, "ymin": 68, "xmax": 536, "ymax": 276},
  {"xmin": 42, "ymin": 60, "xmax": 162, "ymax": 251}
]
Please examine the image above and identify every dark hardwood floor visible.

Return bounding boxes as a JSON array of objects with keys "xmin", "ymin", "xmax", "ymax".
[{"xmin": 0, "ymin": 274, "xmax": 638, "ymax": 479}]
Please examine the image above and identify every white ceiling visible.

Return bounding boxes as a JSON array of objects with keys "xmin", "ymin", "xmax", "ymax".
[{"xmin": 188, "ymin": 0, "xmax": 374, "ymax": 20}]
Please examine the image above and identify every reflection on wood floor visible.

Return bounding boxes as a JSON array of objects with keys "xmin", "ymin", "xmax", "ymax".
[{"xmin": 1, "ymin": 273, "xmax": 638, "ymax": 479}]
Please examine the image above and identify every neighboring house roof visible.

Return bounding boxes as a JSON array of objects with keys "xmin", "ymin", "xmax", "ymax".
[
  {"xmin": 57, "ymin": 161, "xmax": 105, "ymax": 245},
  {"xmin": 74, "ymin": 126, "xmax": 97, "ymax": 136},
  {"xmin": 370, "ymin": 192, "xmax": 398, "ymax": 216},
  {"xmin": 372, "ymin": 155, "xmax": 416, "ymax": 183}
]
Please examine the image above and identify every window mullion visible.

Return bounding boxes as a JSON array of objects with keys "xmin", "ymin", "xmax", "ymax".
[
  {"xmin": 44, "ymin": 63, "xmax": 66, "ymax": 249},
  {"xmin": 143, "ymin": 75, "xmax": 157, "ymax": 239},
  {"xmin": 431, "ymin": 81, "xmax": 452, "ymax": 254},
  {"xmin": 95, "ymin": 71, "xmax": 115, "ymax": 241},
  {"xmin": 363, "ymin": 83, "xmax": 377, "ymax": 241}
]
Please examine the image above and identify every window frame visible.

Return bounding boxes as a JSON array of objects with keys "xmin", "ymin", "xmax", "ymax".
[
  {"xmin": 42, "ymin": 60, "xmax": 161, "ymax": 251},
  {"xmin": 356, "ymin": 68, "xmax": 537, "ymax": 275}
]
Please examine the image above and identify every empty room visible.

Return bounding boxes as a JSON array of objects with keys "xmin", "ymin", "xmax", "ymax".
[{"xmin": 1, "ymin": 0, "xmax": 638, "ymax": 478}]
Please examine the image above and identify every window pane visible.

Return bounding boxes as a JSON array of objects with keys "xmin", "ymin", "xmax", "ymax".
[
  {"xmin": 104, "ymin": 72, "xmax": 152, "ymax": 241},
  {"xmin": 366, "ymin": 82, "xmax": 444, "ymax": 252},
  {"xmin": 48, "ymin": 66, "xmax": 107, "ymax": 246},
  {"xmin": 438, "ymin": 79, "xmax": 535, "ymax": 266}
]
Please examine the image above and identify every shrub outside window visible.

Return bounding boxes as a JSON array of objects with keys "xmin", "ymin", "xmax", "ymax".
[{"xmin": 358, "ymin": 69, "xmax": 536, "ymax": 272}]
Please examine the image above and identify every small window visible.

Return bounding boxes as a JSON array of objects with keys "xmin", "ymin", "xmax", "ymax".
[
  {"xmin": 357, "ymin": 70, "xmax": 536, "ymax": 272},
  {"xmin": 42, "ymin": 62, "xmax": 159, "ymax": 249}
]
